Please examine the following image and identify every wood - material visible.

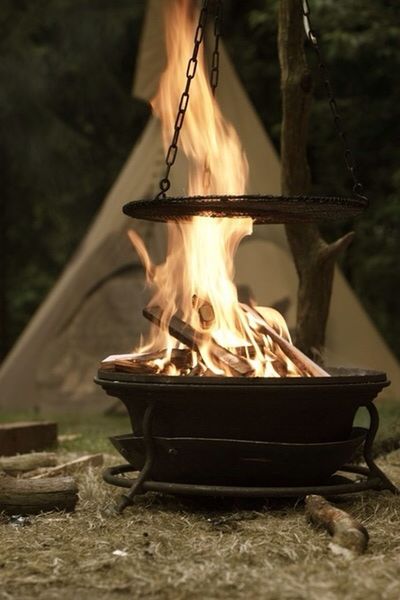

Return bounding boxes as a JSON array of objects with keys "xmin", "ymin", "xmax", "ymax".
[
  {"xmin": 0, "ymin": 452, "xmax": 57, "ymax": 475},
  {"xmin": 0, "ymin": 422, "xmax": 58, "ymax": 457},
  {"xmin": 305, "ymin": 494, "xmax": 369, "ymax": 556},
  {"xmin": 278, "ymin": 0, "xmax": 354, "ymax": 360},
  {"xmin": 0, "ymin": 473, "xmax": 78, "ymax": 514}
]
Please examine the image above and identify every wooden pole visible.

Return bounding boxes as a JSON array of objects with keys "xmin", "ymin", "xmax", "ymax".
[{"xmin": 278, "ymin": 0, "xmax": 354, "ymax": 360}]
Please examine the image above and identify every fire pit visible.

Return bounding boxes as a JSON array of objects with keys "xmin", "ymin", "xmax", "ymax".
[
  {"xmin": 95, "ymin": 0, "xmax": 397, "ymax": 513},
  {"xmin": 96, "ymin": 368, "xmax": 396, "ymax": 513}
]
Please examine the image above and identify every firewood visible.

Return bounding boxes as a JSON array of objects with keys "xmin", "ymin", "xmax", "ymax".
[
  {"xmin": 170, "ymin": 348, "xmax": 193, "ymax": 369},
  {"xmin": 305, "ymin": 495, "xmax": 369, "ymax": 557},
  {"xmin": 240, "ymin": 304, "xmax": 329, "ymax": 377},
  {"xmin": 101, "ymin": 351, "xmax": 166, "ymax": 371},
  {"xmin": 0, "ymin": 473, "xmax": 78, "ymax": 514},
  {"xmin": 30, "ymin": 454, "xmax": 104, "ymax": 479},
  {"xmin": 0, "ymin": 452, "xmax": 57, "ymax": 475},
  {"xmin": 143, "ymin": 306, "xmax": 254, "ymax": 376},
  {"xmin": 192, "ymin": 295, "xmax": 215, "ymax": 329},
  {"xmin": 0, "ymin": 422, "xmax": 58, "ymax": 457},
  {"xmin": 113, "ymin": 360, "xmax": 159, "ymax": 374}
]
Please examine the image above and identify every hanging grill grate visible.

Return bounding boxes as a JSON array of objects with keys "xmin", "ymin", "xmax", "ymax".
[
  {"xmin": 123, "ymin": 194, "xmax": 366, "ymax": 224},
  {"xmin": 126, "ymin": 0, "xmax": 368, "ymax": 224}
]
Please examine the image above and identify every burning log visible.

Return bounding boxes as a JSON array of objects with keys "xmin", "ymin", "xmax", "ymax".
[
  {"xmin": 241, "ymin": 304, "xmax": 329, "ymax": 377},
  {"xmin": 143, "ymin": 306, "xmax": 254, "ymax": 376},
  {"xmin": 101, "ymin": 348, "xmax": 193, "ymax": 374},
  {"xmin": 305, "ymin": 495, "xmax": 369, "ymax": 557},
  {"xmin": 0, "ymin": 473, "xmax": 78, "ymax": 515},
  {"xmin": 0, "ymin": 452, "xmax": 57, "ymax": 475},
  {"xmin": 193, "ymin": 295, "xmax": 215, "ymax": 329}
]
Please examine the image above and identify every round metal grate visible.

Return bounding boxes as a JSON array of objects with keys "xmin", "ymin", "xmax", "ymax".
[{"xmin": 123, "ymin": 194, "xmax": 367, "ymax": 224}]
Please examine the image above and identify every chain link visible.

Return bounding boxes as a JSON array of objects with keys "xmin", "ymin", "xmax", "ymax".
[
  {"xmin": 210, "ymin": 0, "xmax": 223, "ymax": 95},
  {"xmin": 302, "ymin": 0, "xmax": 367, "ymax": 202},
  {"xmin": 156, "ymin": 0, "xmax": 210, "ymax": 199}
]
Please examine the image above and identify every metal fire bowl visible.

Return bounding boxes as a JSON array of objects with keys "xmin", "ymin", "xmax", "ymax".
[
  {"xmin": 110, "ymin": 427, "xmax": 367, "ymax": 487},
  {"xmin": 122, "ymin": 195, "xmax": 367, "ymax": 224},
  {"xmin": 95, "ymin": 368, "xmax": 389, "ymax": 444}
]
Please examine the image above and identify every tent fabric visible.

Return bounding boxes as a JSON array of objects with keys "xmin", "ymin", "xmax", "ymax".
[{"xmin": 1, "ymin": 0, "xmax": 399, "ymax": 412}]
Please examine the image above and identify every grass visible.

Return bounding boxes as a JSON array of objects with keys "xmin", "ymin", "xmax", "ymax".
[{"xmin": 0, "ymin": 403, "xmax": 400, "ymax": 599}]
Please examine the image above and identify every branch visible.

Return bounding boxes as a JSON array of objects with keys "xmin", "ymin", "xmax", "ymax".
[{"xmin": 305, "ymin": 494, "xmax": 369, "ymax": 558}]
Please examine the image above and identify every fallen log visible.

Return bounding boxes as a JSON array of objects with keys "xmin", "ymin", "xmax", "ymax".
[
  {"xmin": 0, "ymin": 422, "xmax": 58, "ymax": 457},
  {"xmin": 240, "ymin": 304, "xmax": 329, "ymax": 377},
  {"xmin": 143, "ymin": 306, "xmax": 254, "ymax": 376},
  {"xmin": 305, "ymin": 494, "xmax": 369, "ymax": 557},
  {"xmin": 30, "ymin": 454, "xmax": 104, "ymax": 479},
  {"xmin": 0, "ymin": 452, "xmax": 57, "ymax": 475},
  {"xmin": 0, "ymin": 474, "xmax": 78, "ymax": 514}
]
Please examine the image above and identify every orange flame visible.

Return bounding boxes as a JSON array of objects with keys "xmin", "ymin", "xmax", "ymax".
[{"xmin": 129, "ymin": 0, "xmax": 303, "ymax": 377}]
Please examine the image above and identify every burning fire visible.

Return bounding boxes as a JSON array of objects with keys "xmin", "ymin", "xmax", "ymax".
[{"xmin": 103, "ymin": 0, "xmax": 329, "ymax": 379}]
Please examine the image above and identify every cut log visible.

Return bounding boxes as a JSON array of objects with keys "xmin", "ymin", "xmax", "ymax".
[
  {"xmin": 241, "ymin": 304, "xmax": 329, "ymax": 377},
  {"xmin": 113, "ymin": 360, "xmax": 159, "ymax": 374},
  {"xmin": 305, "ymin": 494, "xmax": 369, "ymax": 557},
  {"xmin": 0, "ymin": 422, "xmax": 58, "ymax": 457},
  {"xmin": 0, "ymin": 452, "xmax": 57, "ymax": 475},
  {"xmin": 0, "ymin": 474, "xmax": 78, "ymax": 514},
  {"xmin": 143, "ymin": 306, "xmax": 254, "ymax": 376},
  {"xmin": 192, "ymin": 295, "xmax": 215, "ymax": 329},
  {"xmin": 30, "ymin": 454, "xmax": 104, "ymax": 479}
]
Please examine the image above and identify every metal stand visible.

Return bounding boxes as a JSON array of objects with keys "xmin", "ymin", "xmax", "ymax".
[{"xmin": 104, "ymin": 401, "xmax": 398, "ymax": 513}]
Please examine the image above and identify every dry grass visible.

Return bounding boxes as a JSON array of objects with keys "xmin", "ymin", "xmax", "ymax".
[{"xmin": 1, "ymin": 450, "xmax": 400, "ymax": 600}]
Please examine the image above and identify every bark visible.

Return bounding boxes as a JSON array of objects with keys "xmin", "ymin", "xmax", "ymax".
[
  {"xmin": 305, "ymin": 494, "xmax": 369, "ymax": 557},
  {"xmin": 278, "ymin": 0, "xmax": 354, "ymax": 360},
  {"xmin": 0, "ymin": 473, "xmax": 78, "ymax": 514},
  {"xmin": 0, "ymin": 452, "xmax": 57, "ymax": 475}
]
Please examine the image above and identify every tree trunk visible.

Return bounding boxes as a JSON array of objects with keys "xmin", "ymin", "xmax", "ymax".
[{"xmin": 278, "ymin": 0, "xmax": 353, "ymax": 361}]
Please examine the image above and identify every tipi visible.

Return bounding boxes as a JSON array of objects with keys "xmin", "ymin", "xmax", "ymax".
[{"xmin": 1, "ymin": 0, "xmax": 399, "ymax": 412}]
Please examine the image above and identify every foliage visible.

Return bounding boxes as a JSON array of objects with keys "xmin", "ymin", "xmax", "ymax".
[{"xmin": 1, "ymin": 0, "xmax": 399, "ymax": 359}]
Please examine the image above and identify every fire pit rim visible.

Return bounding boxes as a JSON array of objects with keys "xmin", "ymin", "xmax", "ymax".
[{"xmin": 95, "ymin": 367, "xmax": 389, "ymax": 390}]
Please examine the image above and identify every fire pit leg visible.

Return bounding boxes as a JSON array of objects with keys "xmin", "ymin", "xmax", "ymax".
[
  {"xmin": 115, "ymin": 402, "xmax": 155, "ymax": 513},
  {"xmin": 364, "ymin": 403, "xmax": 398, "ymax": 494}
]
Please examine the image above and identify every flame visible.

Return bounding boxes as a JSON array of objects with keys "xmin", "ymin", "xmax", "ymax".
[{"xmin": 128, "ymin": 0, "xmax": 304, "ymax": 377}]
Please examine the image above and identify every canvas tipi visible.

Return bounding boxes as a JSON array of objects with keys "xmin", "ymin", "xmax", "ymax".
[{"xmin": 1, "ymin": 0, "xmax": 399, "ymax": 412}]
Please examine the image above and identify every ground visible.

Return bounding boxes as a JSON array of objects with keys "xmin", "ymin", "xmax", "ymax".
[{"xmin": 1, "ymin": 407, "xmax": 400, "ymax": 600}]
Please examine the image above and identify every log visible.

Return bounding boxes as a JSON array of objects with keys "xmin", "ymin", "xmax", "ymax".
[
  {"xmin": 30, "ymin": 454, "xmax": 104, "ymax": 479},
  {"xmin": 0, "ymin": 422, "xmax": 58, "ymax": 457},
  {"xmin": 0, "ymin": 473, "xmax": 78, "ymax": 514},
  {"xmin": 305, "ymin": 494, "xmax": 369, "ymax": 557},
  {"xmin": 102, "ymin": 348, "xmax": 193, "ymax": 374},
  {"xmin": 0, "ymin": 452, "xmax": 57, "ymax": 475},
  {"xmin": 113, "ymin": 360, "xmax": 159, "ymax": 374},
  {"xmin": 143, "ymin": 306, "xmax": 254, "ymax": 376},
  {"xmin": 240, "ymin": 304, "xmax": 329, "ymax": 377},
  {"xmin": 192, "ymin": 295, "xmax": 215, "ymax": 329}
]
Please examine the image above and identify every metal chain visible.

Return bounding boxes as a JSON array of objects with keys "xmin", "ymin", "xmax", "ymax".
[
  {"xmin": 302, "ymin": 0, "xmax": 368, "ymax": 202},
  {"xmin": 202, "ymin": 0, "xmax": 224, "ymax": 192},
  {"xmin": 156, "ymin": 0, "xmax": 210, "ymax": 199},
  {"xmin": 210, "ymin": 0, "xmax": 223, "ymax": 95}
]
